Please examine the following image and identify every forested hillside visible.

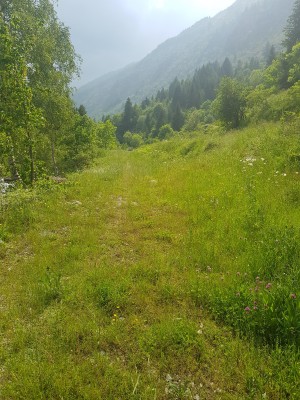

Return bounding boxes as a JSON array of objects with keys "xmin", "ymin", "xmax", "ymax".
[
  {"xmin": 106, "ymin": 10, "xmax": 300, "ymax": 148},
  {"xmin": 74, "ymin": 0, "xmax": 294, "ymax": 118}
]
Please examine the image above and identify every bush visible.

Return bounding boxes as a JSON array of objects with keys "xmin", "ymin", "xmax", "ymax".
[{"xmin": 123, "ymin": 132, "xmax": 144, "ymax": 148}]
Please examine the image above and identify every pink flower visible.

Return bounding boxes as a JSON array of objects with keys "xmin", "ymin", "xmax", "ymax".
[
  {"xmin": 290, "ymin": 293, "xmax": 297, "ymax": 299},
  {"xmin": 265, "ymin": 283, "xmax": 272, "ymax": 290},
  {"xmin": 244, "ymin": 306, "xmax": 251, "ymax": 312}
]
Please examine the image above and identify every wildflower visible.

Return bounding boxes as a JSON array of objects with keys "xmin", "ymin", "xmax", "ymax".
[
  {"xmin": 236, "ymin": 272, "xmax": 241, "ymax": 276},
  {"xmin": 197, "ymin": 322, "xmax": 204, "ymax": 334},
  {"xmin": 253, "ymin": 306, "xmax": 258, "ymax": 310},
  {"xmin": 265, "ymin": 283, "xmax": 272, "ymax": 290},
  {"xmin": 207, "ymin": 266, "xmax": 212, "ymax": 272},
  {"xmin": 256, "ymin": 276, "xmax": 260, "ymax": 281},
  {"xmin": 290, "ymin": 293, "xmax": 297, "ymax": 299},
  {"xmin": 236, "ymin": 292, "xmax": 241, "ymax": 297},
  {"xmin": 244, "ymin": 306, "xmax": 251, "ymax": 312}
]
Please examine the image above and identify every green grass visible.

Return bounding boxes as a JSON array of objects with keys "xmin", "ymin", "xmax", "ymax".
[{"xmin": 1, "ymin": 121, "xmax": 300, "ymax": 398}]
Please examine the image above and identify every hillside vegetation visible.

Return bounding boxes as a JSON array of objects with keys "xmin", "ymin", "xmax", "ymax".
[
  {"xmin": 1, "ymin": 120, "xmax": 300, "ymax": 398},
  {"xmin": 0, "ymin": 0, "xmax": 115, "ymax": 185},
  {"xmin": 74, "ymin": 0, "xmax": 294, "ymax": 117}
]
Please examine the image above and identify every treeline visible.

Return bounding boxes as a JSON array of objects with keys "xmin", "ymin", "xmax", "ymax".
[
  {"xmin": 0, "ymin": 0, "xmax": 116, "ymax": 185},
  {"xmin": 109, "ymin": 0, "xmax": 300, "ymax": 147},
  {"xmin": 107, "ymin": 57, "xmax": 262, "ymax": 144}
]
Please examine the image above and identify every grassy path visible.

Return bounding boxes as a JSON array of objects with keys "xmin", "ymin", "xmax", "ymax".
[{"xmin": 1, "ymin": 130, "xmax": 300, "ymax": 398}]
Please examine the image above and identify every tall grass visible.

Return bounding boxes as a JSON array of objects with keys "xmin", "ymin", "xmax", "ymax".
[{"xmin": 1, "ymin": 122, "xmax": 300, "ymax": 398}]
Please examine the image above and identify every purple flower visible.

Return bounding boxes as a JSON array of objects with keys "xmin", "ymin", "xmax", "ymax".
[
  {"xmin": 244, "ymin": 306, "xmax": 251, "ymax": 313},
  {"xmin": 265, "ymin": 283, "xmax": 272, "ymax": 290}
]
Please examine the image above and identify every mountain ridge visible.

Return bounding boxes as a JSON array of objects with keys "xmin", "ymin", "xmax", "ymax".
[{"xmin": 74, "ymin": 0, "xmax": 294, "ymax": 118}]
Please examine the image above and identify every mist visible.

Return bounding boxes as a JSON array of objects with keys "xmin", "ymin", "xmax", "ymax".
[{"xmin": 56, "ymin": 0, "xmax": 235, "ymax": 86}]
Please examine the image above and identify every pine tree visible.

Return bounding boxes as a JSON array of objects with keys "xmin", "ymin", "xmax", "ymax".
[
  {"xmin": 266, "ymin": 45, "xmax": 277, "ymax": 66},
  {"xmin": 171, "ymin": 105, "xmax": 185, "ymax": 131},
  {"xmin": 221, "ymin": 58, "xmax": 233, "ymax": 77},
  {"xmin": 283, "ymin": 0, "xmax": 300, "ymax": 51},
  {"xmin": 117, "ymin": 98, "xmax": 137, "ymax": 142}
]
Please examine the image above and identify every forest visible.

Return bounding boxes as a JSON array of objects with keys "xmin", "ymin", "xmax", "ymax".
[
  {"xmin": 109, "ymin": 9, "xmax": 300, "ymax": 147},
  {"xmin": 0, "ymin": 0, "xmax": 116, "ymax": 186}
]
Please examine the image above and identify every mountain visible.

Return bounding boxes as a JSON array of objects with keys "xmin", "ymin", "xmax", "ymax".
[{"xmin": 74, "ymin": 0, "xmax": 294, "ymax": 118}]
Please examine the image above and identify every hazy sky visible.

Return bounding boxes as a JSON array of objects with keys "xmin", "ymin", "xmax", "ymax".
[{"xmin": 55, "ymin": 0, "xmax": 236, "ymax": 86}]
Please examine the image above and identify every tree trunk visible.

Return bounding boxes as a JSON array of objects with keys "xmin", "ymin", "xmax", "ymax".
[
  {"xmin": 7, "ymin": 136, "xmax": 22, "ymax": 183},
  {"xmin": 26, "ymin": 131, "xmax": 35, "ymax": 185},
  {"xmin": 51, "ymin": 133, "xmax": 59, "ymax": 176}
]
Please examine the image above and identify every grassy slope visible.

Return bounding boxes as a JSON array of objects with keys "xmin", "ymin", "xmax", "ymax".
[{"xmin": 1, "ymin": 122, "xmax": 300, "ymax": 399}]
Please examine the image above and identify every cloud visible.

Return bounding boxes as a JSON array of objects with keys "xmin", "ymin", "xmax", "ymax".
[
  {"xmin": 148, "ymin": 0, "xmax": 166, "ymax": 10},
  {"xmin": 56, "ymin": 0, "xmax": 235, "ymax": 85}
]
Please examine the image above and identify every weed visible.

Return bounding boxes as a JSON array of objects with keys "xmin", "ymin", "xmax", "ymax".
[
  {"xmin": 36, "ymin": 267, "xmax": 62, "ymax": 308},
  {"xmin": 140, "ymin": 318, "xmax": 204, "ymax": 359}
]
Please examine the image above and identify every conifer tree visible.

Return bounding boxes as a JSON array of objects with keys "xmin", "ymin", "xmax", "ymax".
[
  {"xmin": 221, "ymin": 58, "xmax": 233, "ymax": 77},
  {"xmin": 117, "ymin": 98, "xmax": 137, "ymax": 142},
  {"xmin": 266, "ymin": 45, "xmax": 277, "ymax": 66},
  {"xmin": 283, "ymin": 0, "xmax": 300, "ymax": 51}
]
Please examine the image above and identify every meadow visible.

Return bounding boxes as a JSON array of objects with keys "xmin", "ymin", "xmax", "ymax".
[{"xmin": 0, "ymin": 120, "xmax": 300, "ymax": 399}]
